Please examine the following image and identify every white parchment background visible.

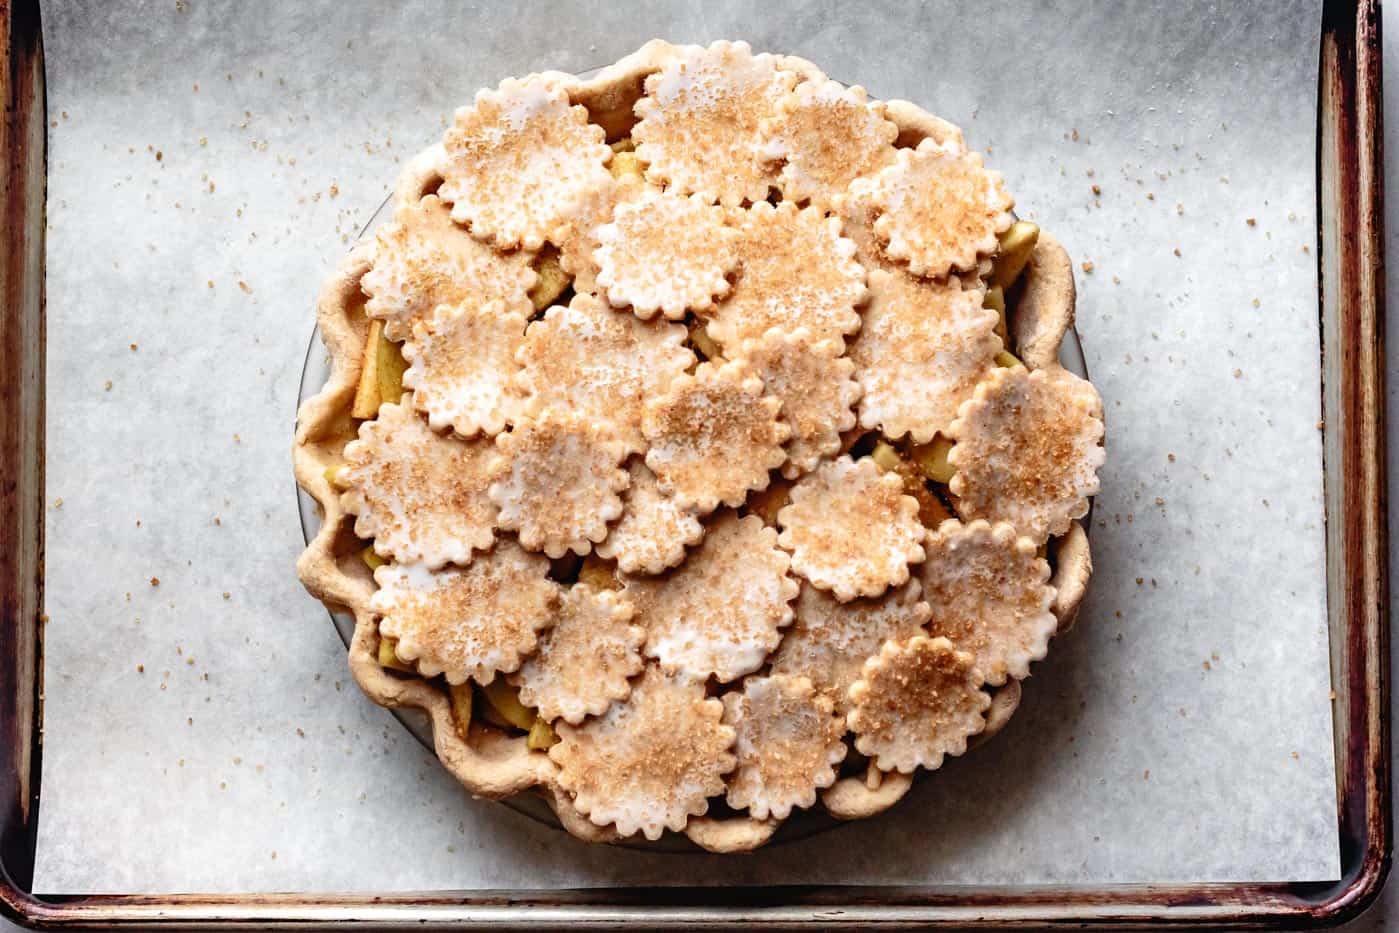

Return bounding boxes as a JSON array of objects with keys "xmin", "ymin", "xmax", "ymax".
[{"xmin": 31, "ymin": 0, "xmax": 1340, "ymax": 892}]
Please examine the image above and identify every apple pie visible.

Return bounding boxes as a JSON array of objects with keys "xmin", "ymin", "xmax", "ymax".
[{"xmin": 295, "ymin": 39, "xmax": 1104, "ymax": 852}]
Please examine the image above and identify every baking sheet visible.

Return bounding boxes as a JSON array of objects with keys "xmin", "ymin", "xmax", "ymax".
[{"xmin": 32, "ymin": 0, "xmax": 1340, "ymax": 891}]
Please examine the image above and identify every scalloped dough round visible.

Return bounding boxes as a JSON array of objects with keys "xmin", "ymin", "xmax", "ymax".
[
  {"xmin": 340, "ymin": 402, "xmax": 498, "ymax": 568},
  {"xmin": 722, "ymin": 673, "xmax": 847, "ymax": 820},
  {"xmin": 439, "ymin": 76, "xmax": 613, "ymax": 250},
  {"xmin": 623, "ymin": 512, "xmax": 798, "ymax": 683},
  {"xmin": 849, "ymin": 268, "xmax": 1000, "ymax": 444},
  {"xmin": 921, "ymin": 519, "xmax": 1057, "ymax": 685},
  {"xmin": 361, "ymin": 194, "xmax": 536, "ymax": 342},
  {"xmin": 594, "ymin": 459, "xmax": 705, "ymax": 575},
  {"xmin": 641, "ymin": 359, "xmax": 789, "ymax": 514},
  {"xmin": 401, "ymin": 300, "xmax": 529, "ymax": 438},
  {"xmin": 777, "ymin": 456, "xmax": 926, "ymax": 601},
  {"xmin": 487, "ymin": 410, "xmax": 630, "ymax": 558},
  {"xmin": 706, "ymin": 201, "xmax": 867, "ymax": 355},
  {"xmin": 948, "ymin": 366, "xmax": 1105, "ymax": 543},
  {"xmin": 851, "ymin": 137, "xmax": 1013, "ymax": 278},
  {"xmin": 551, "ymin": 665, "xmax": 736, "ymax": 841},
  {"xmin": 847, "ymin": 635, "xmax": 990, "ymax": 773},
  {"xmin": 594, "ymin": 189, "xmax": 739, "ymax": 319},
  {"xmin": 762, "ymin": 79, "xmax": 898, "ymax": 207},
  {"xmin": 514, "ymin": 293, "xmax": 695, "ymax": 454},
  {"xmin": 512, "ymin": 584, "xmax": 644, "ymax": 724},
  {"xmin": 736, "ymin": 327, "xmax": 862, "ymax": 479},
  {"xmin": 632, "ymin": 40, "xmax": 796, "ymax": 206},
  {"xmin": 371, "ymin": 541, "xmax": 559, "ymax": 686}
]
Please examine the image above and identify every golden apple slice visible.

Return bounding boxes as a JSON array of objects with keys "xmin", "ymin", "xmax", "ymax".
[
  {"xmin": 747, "ymin": 477, "xmax": 792, "ymax": 526},
  {"xmin": 578, "ymin": 555, "xmax": 620, "ymax": 591},
  {"xmin": 375, "ymin": 326, "xmax": 408, "ymax": 406},
  {"xmin": 995, "ymin": 350, "xmax": 1024, "ymax": 369},
  {"xmin": 526, "ymin": 717, "xmax": 559, "ymax": 750},
  {"xmin": 610, "ymin": 151, "xmax": 644, "ymax": 180},
  {"xmin": 688, "ymin": 321, "xmax": 722, "ymax": 361},
  {"xmin": 984, "ymin": 284, "xmax": 1007, "ymax": 343},
  {"xmin": 351, "ymin": 320, "xmax": 383, "ymax": 418},
  {"xmin": 907, "ymin": 435, "xmax": 955, "ymax": 485},
  {"xmin": 991, "ymin": 221, "xmax": 1039, "ymax": 289},
  {"xmin": 360, "ymin": 544, "xmax": 385, "ymax": 570},
  {"xmin": 481, "ymin": 678, "xmax": 535, "ymax": 731},
  {"xmin": 449, "ymin": 682, "xmax": 474, "ymax": 739},
  {"xmin": 870, "ymin": 440, "xmax": 954, "ymax": 527},
  {"xmin": 869, "ymin": 439, "xmax": 905, "ymax": 475},
  {"xmin": 476, "ymin": 692, "xmax": 512, "ymax": 729},
  {"xmin": 377, "ymin": 634, "xmax": 413, "ymax": 673},
  {"xmin": 529, "ymin": 247, "xmax": 573, "ymax": 311},
  {"xmin": 323, "ymin": 463, "xmax": 349, "ymax": 489}
]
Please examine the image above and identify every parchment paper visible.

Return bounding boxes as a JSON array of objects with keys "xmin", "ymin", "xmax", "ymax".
[{"xmin": 32, "ymin": 0, "xmax": 1340, "ymax": 892}]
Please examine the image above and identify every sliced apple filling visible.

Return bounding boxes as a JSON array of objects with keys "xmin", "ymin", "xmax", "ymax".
[
  {"xmin": 869, "ymin": 440, "xmax": 952, "ymax": 527},
  {"xmin": 985, "ymin": 221, "xmax": 1038, "ymax": 342},
  {"xmin": 577, "ymin": 554, "xmax": 621, "ymax": 591},
  {"xmin": 351, "ymin": 320, "xmax": 409, "ymax": 418},
  {"xmin": 984, "ymin": 284, "xmax": 1007, "ymax": 343},
  {"xmin": 609, "ymin": 136, "xmax": 644, "ymax": 181},
  {"xmin": 746, "ymin": 477, "xmax": 792, "ymax": 526},
  {"xmin": 991, "ymin": 220, "xmax": 1038, "ymax": 289},
  {"xmin": 449, "ymin": 682, "xmax": 473, "ymax": 739},
  {"xmin": 995, "ymin": 350, "xmax": 1024, "ymax": 369},
  {"xmin": 906, "ymin": 435, "xmax": 955, "ymax": 485},
  {"xmin": 377, "ymin": 634, "xmax": 413, "ymax": 673},
  {"xmin": 480, "ymin": 678, "xmax": 535, "ymax": 730},
  {"xmin": 687, "ymin": 321, "xmax": 722, "ymax": 361},
  {"xmin": 528, "ymin": 246, "xmax": 572, "ymax": 311}
]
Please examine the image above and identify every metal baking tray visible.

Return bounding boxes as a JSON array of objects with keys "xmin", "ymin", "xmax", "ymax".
[{"xmin": 0, "ymin": 0, "xmax": 1387, "ymax": 926}]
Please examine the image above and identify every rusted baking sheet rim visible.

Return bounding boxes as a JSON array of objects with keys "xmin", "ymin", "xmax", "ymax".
[{"xmin": 0, "ymin": 0, "xmax": 1387, "ymax": 927}]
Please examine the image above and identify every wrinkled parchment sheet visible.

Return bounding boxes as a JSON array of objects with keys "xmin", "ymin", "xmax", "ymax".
[{"xmin": 33, "ymin": 0, "xmax": 1338, "ymax": 892}]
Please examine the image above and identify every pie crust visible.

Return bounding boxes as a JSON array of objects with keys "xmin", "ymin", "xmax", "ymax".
[
  {"xmin": 849, "ymin": 268, "xmax": 1000, "ymax": 443},
  {"xmin": 777, "ymin": 455, "xmax": 926, "ymax": 601},
  {"xmin": 722, "ymin": 673, "xmax": 847, "ymax": 820},
  {"xmin": 511, "ymin": 584, "xmax": 643, "ymax": 724},
  {"xmin": 340, "ymin": 401, "xmax": 498, "ymax": 569},
  {"xmin": 514, "ymin": 292, "xmax": 694, "ymax": 453},
  {"xmin": 295, "ymin": 38, "xmax": 1102, "ymax": 853},
  {"xmin": 850, "ymin": 137, "xmax": 1014, "ymax": 278},
  {"xmin": 734, "ymin": 326, "xmax": 862, "ymax": 479},
  {"xmin": 641, "ymin": 358, "xmax": 789, "ymax": 514},
  {"xmin": 769, "ymin": 579, "xmax": 932, "ymax": 716},
  {"xmin": 551, "ymin": 664, "xmax": 736, "ymax": 841},
  {"xmin": 847, "ymin": 634, "xmax": 991, "ymax": 774},
  {"xmin": 632, "ymin": 40, "xmax": 797, "ymax": 207},
  {"xmin": 371, "ymin": 541, "xmax": 559, "ymax": 686},
  {"xmin": 361, "ymin": 194, "xmax": 536, "ymax": 343},
  {"xmin": 921, "ymin": 519, "xmax": 1057, "ymax": 686},
  {"xmin": 401, "ymin": 299, "xmax": 529, "ymax": 438},
  {"xmin": 762, "ymin": 79, "xmax": 898, "ymax": 209},
  {"xmin": 705, "ymin": 200, "xmax": 867, "ymax": 354},
  {"xmin": 594, "ymin": 188, "xmax": 739, "ymax": 319},
  {"xmin": 487, "ymin": 409, "xmax": 629, "ymax": 559},
  {"xmin": 593, "ymin": 458, "xmax": 705, "ymax": 575},
  {"xmin": 947, "ymin": 365, "xmax": 1105, "ymax": 543},
  {"xmin": 439, "ymin": 75, "xmax": 613, "ymax": 251},
  {"xmin": 623, "ymin": 511, "xmax": 798, "ymax": 684}
]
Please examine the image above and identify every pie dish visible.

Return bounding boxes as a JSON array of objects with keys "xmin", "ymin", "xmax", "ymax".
[{"xmin": 294, "ymin": 39, "xmax": 1104, "ymax": 852}]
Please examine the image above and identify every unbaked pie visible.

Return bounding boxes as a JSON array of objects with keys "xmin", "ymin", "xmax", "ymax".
[{"xmin": 295, "ymin": 39, "xmax": 1104, "ymax": 852}]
